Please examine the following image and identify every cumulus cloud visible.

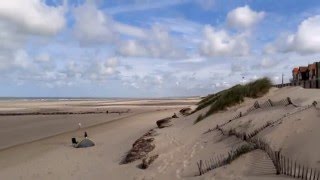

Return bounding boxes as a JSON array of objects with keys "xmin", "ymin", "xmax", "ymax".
[
  {"xmin": 0, "ymin": 1, "xmax": 66, "ymax": 81},
  {"xmin": 251, "ymin": 57, "xmax": 279, "ymax": 70},
  {"xmin": 265, "ymin": 15, "xmax": 320, "ymax": 54},
  {"xmin": 227, "ymin": 5, "xmax": 265, "ymax": 29},
  {"xmin": 35, "ymin": 53, "xmax": 51, "ymax": 63},
  {"xmin": 0, "ymin": 0, "xmax": 66, "ymax": 36},
  {"xmin": 231, "ymin": 63, "xmax": 246, "ymax": 72},
  {"xmin": 117, "ymin": 25, "xmax": 185, "ymax": 59},
  {"xmin": 200, "ymin": 25, "xmax": 249, "ymax": 57},
  {"xmin": 86, "ymin": 57, "xmax": 120, "ymax": 81},
  {"xmin": 73, "ymin": 1, "xmax": 148, "ymax": 44},
  {"xmin": 73, "ymin": 2, "xmax": 117, "ymax": 44}
]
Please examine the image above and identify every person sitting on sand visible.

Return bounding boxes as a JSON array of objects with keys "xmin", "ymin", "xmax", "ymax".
[{"xmin": 71, "ymin": 137, "xmax": 78, "ymax": 145}]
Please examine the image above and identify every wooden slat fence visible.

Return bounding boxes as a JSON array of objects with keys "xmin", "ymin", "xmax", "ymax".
[
  {"xmin": 204, "ymin": 97, "xmax": 299, "ymax": 134},
  {"xmin": 197, "ymin": 132, "xmax": 320, "ymax": 179},
  {"xmin": 197, "ymin": 101, "xmax": 318, "ymax": 178}
]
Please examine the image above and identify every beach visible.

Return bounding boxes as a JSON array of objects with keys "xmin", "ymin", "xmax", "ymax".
[
  {"xmin": 0, "ymin": 98, "xmax": 198, "ymax": 179},
  {"xmin": 2, "ymin": 87, "xmax": 320, "ymax": 179}
]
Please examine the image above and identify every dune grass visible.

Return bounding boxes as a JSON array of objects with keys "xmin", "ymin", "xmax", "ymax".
[{"xmin": 194, "ymin": 78, "xmax": 272, "ymax": 124}]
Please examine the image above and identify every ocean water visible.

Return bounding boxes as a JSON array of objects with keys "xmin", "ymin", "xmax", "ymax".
[
  {"xmin": 0, "ymin": 96, "xmax": 196, "ymax": 101},
  {"xmin": 0, "ymin": 97, "xmax": 124, "ymax": 101}
]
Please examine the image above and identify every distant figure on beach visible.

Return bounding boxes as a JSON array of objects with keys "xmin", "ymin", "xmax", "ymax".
[
  {"xmin": 84, "ymin": 131, "xmax": 88, "ymax": 138},
  {"xmin": 78, "ymin": 123, "xmax": 82, "ymax": 129},
  {"xmin": 71, "ymin": 137, "xmax": 77, "ymax": 145}
]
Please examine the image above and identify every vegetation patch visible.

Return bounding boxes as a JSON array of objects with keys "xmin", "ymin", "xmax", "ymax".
[{"xmin": 194, "ymin": 78, "xmax": 272, "ymax": 123}]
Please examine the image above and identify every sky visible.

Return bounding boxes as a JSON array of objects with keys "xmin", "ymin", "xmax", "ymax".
[{"xmin": 0, "ymin": 0, "xmax": 320, "ymax": 97}]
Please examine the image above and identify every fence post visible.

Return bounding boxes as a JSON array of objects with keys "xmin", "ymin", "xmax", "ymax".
[
  {"xmin": 198, "ymin": 160, "xmax": 203, "ymax": 175},
  {"xmin": 287, "ymin": 157, "xmax": 290, "ymax": 176},
  {"xmin": 294, "ymin": 161, "xmax": 296, "ymax": 177},
  {"xmin": 283, "ymin": 156, "xmax": 286, "ymax": 175},
  {"xmin": 275, "ymin": 151, "xmax": 280, "ymax": 174},
  {"xmin": 287, "ymin": 97, "xmax": 293, "ymax": 105},
  {"xmin": 204, "ymin": 160, "xmax": 208, "ymax": 172}
]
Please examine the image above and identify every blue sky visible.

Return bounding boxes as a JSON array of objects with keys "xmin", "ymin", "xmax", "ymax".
[{"xmin": 0, "ymin": 0, "xmax": 320, "ymax": 97}]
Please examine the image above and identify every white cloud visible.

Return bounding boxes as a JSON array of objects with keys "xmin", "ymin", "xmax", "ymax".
[
  {"xmin": 73, "ymin": 1, "xmax": 149, "ymax": 45},
  {"xmin": 0, "ymin": 0, "xmax": 66, "ymax": 36},
  {"xmin": 35, "ymin": 53, "xmax": 50, "ymax": 62},
  {"xmin": 227, "ymin": 5, "xmax": 265, "ymax": 29},
  {"xmin": 86, "ymin": 57, "xmax": 119, "ymax": 81},
  {"xmin": 113, "ymin": 23, "xmax": 147, "ymax": 39},
  {"xmin": 117, "ymin": 25, "xmax": 185, "ymax": 59},
  {"xmin": 117, "ymin": 40, "xmax": 148, "ymax": 57},
  {"xmin": 0, "ymin": 1, "xmax": 65, "ymax": 79},
  {"xmin": 200, "ymin": 25, "xmax": 249, "ymax": 56},
  {"xmin": 291, "ymin": 15, "xmax": 320, "ymax": 53},
  {"xmin": 231, "ymin": 63, "xmax": 246, "ymax": 72},
  {"xmin": 73, "ymin": 2, "xmax": 117, "ymax": 44},
  {"xmin": 266, "ymin": 15, "xmax": 320, "ymax": 54},
  {"xmin": 260, "ymin": 58, "xmax": 277, "ymax": 68}
]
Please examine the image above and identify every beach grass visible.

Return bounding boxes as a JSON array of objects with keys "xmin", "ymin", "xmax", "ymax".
[{"xmin": 194, "ymin": 78, "xmax": 272, "ymax": 123}]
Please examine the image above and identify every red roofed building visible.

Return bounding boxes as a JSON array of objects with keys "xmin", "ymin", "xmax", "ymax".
[
  {"xmin": 292, "ymin": 61, "xmax": 320, "ymax": 82},
  {"xmin": 292, "ymin": 67, "xmax": 299, "ymax": 81},
  {"xmin": 308, "ymin": 63, "xmax": 317, "ymax": 80},
  {"xmin": 298, "ymin": 66, "xmax": 309, "ymax": 81}
]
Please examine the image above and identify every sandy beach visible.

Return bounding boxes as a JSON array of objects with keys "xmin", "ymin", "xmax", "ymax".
[
  {"xmin": 2, "ymin": 87, "xmax": 320, "ymax": 180},
  {"xmin": 0, "ymin": 98, "xmax": 198, "ymax": 179}
]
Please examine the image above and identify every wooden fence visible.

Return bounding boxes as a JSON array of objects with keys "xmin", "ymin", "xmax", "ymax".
[
  {"xmin": 204, "ymin": 97, "xmax": 298, "ymax": 134},
  {"xmin": 273, "ymin": 80, "xmax": 320, "ymax": 89},
  {"xmin": 197, "ymin": 132, "xmax": 320, "ymax": 179},
  {"xmin": 250, "ymin": 138, "xmax": 320, "ymax": 180},
  {"xmin": 196, "ymin": 143, "xmax": 256, "ymax": 175},
  {"xmin": 197, "ymin": 101, "xmax": 318, "ymax": 178}
]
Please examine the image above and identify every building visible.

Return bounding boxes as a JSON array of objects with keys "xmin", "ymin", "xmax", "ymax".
[
  {"xmin": 298, "ymin": 66, "xmax": 309, "ymax": 81},
  {"xmin": 292, "ymin": 61, "xmax": 320, "ymax": 82},
  {"xmin": 308, "ymin": 63, "xmax": 317, "ymax": 80},
  {"xmin": 292, "ymin": 67, "xmax": 299, "ymax": 81}
]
